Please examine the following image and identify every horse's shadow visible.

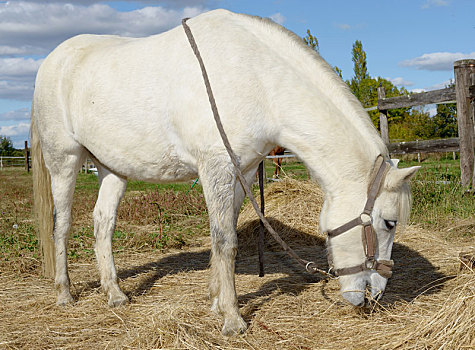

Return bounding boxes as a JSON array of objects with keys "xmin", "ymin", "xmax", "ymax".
[{"xmin": 75, "ymin": 219, "xmax": 449, "ymax": 310}]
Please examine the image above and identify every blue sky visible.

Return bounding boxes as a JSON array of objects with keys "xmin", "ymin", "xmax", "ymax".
[{"xmin": 1, "ymin": 0, "xmax": 474, "ymax": 147}]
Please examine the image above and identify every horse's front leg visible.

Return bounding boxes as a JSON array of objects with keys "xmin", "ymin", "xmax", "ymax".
[{"xmin": 199, "ymin": 157, "xmax": 247, "ymax": 336}]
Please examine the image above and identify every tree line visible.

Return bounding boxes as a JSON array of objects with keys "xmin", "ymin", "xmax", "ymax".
[
  {"xmin": 0, "ymin": 136, "xmax": 24, "ymax": 157},
  {"xmin": 303, "ymin": 30, "xmax": 457, "ymax": 142}
]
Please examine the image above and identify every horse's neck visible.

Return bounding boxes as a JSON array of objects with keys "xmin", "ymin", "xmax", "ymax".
[{"xmin": 273, "ymin": 90, "xmax": 385, "ymax": 195}]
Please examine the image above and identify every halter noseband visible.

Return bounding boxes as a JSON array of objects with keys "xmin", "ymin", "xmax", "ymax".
[{"xmin": 326, "ymin": 156, "xmax": 394, "ymax": 279}]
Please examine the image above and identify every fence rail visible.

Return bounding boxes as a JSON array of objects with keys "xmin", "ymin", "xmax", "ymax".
[
  {"xmin": 377, "ymin": 86, "xmax": 457, "ymax": 110},
  {"xmin": 387, "ymin": 137, "xmax": 475, "ymax": 155},
  {"xmin": 367, "ymin": 59, "xmax": 475, "ymax": 189},
  {"xmin": 0, "ymin": 156, "xmax": 31, "ymax": 168}
]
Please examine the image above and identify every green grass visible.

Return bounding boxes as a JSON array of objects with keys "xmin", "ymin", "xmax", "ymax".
[
  {"xmin": 0, "ymin": 168, "xmax": 208, "ymax": 271},
  {"xmin": 399, "ymin": 158, "xmax": 474, "ymax": 232},
  {"xmin": 263, "ymin": 158, "xmax": 309, "ymax": 180}
]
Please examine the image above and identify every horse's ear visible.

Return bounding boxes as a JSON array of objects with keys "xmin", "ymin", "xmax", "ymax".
[
  {"xmin": 390, "ymin": 158, "xmax": 400, "ymax": 168},
  {"xmin": 385, "ymin": 166, "xmax": 420, "ymax": 190}
]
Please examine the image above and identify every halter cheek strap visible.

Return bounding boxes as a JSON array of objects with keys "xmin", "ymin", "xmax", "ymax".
[{"xmin": 326, "ymin": 156, "xmax": 393, "ymax": 278}]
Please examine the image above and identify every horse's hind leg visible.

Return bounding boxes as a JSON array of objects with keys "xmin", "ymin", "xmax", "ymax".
[
  {"xmin": 199, "ymin": 156, "xmax": 247, "ymax": 336},
  {"xmin": 93, "ymin": 165, "xmax": 128, "ymax": 307},
  {"xmin": 48, "ymin": 153, "xmax": 85, "ymax": 305}
]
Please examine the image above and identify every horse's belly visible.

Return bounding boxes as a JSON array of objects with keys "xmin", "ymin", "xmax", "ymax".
[
  {"xmin": 124, "ymin": 154, "xmax": 198, "ymax": 183},
  {"xmin": 85, "ymin": 137, "xmax": 199, "ymax": 183}
]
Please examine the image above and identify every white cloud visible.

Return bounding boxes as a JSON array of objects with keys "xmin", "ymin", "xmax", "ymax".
[
  {"xmin": 269, "ymin": 12, "xmax": 285, "ymax": 25},
  {"xmin": 425, "ymin": 79, "xmax": 454, "ymax": 91},
  {"xmin": 422, "ymin": 0, "xmax": 450, "ymax": 9},
  {"xmin": 0, "ymin": 122, "xmax": 30, "ymax": 137},
  {"xmin": 21, "ymin": 0, "xmax": 208, "ymax": 6},
  {"xmin": 399, "ymin": 52, "xmax": 475, "ymax": 71},
  {"xmin": 388, "ymin": 77, "xmax": 414, "ymax": 87},
  {"xmin": 0, "ymin": 1, "xmax": 206, "ymax": 102},
  {"xmin": 0, "ymin": 107, "xmax": 30, "ymax": 122},
  {"xmin": 0, "ymin": 45, "xmax": 37, "ymax": 56},
  {"xmin": 0, "ymin": 80, "xmax": 34, "ymax": 101},
  {"xmin": 410, "ymin": 88, "xmax": 426, "ymax": 93},
  {"xmin": 335, "ymin": 23, "xmax": 351, "ymax": 30},
  {"xmin": 408, "ymin": 79, "xmax": 454, "ymax": 94},
  {"xmin": 0, "ymin": 57, "xmax": 43, "ymax": 80},
  {"xmin": 334, "ymin": 22, "xmax": 366, "ymax": 31},
  {"xmin": 0, "ymin": 122, "xmax": 30, "ymax": 148},
  {"xmin": 0, "ymin": 1, "xmax": 207, "ymax": 55}
]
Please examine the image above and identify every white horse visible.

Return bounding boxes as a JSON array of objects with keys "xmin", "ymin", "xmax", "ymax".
[{"xmin": 32, "ymin": 9, "xmax": 419, "ymax": 335}]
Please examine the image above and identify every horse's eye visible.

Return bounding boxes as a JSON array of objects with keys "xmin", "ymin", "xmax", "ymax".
[{"xmin": 384, "ymin": 220, "xmax": 397, "ymax": 230}]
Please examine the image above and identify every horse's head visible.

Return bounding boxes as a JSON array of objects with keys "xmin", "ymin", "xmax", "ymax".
[{"xmin": 322, "ymin": 159, "xmax": 419, "ymax": 307}]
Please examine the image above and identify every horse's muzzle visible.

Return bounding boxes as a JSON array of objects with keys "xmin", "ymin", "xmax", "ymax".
[{"xmin": 340, "ymin": 272, "xmax": 388, "ymax": 307}]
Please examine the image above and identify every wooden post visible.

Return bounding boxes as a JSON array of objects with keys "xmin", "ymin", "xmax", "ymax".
[
  {"xmin": 471, "ymin": 72, "xmax": 475, "ymax": 190},
  {"xmin": 24, "ymin": 141, "xmax": 30, "ymax": 172},
  {"xmin": 454, "ymin": 60, "xmax": 475, "ymax": 190},
  {"xmin": 377, "ymin": 85, "xmax": 389, "ymax": 145}
]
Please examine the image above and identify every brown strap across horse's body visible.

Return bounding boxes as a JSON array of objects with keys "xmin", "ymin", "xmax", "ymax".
[{"xmin": 181, "ymin": 18, "xmax": 393, "ymax": 280}]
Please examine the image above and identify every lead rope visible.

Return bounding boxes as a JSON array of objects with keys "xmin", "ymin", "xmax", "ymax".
[{"xmin": 181, "ymin": 18, "xmax": 335, "ymax": 279}]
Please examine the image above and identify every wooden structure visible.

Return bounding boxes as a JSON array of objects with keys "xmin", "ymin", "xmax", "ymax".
[
  {"xmin": 24, "ymin": 141, "xmax": 30, "ymax": 172},
  {"xmin": 374, "ymin": 59, "xmax": 475, "ymax": 190}
]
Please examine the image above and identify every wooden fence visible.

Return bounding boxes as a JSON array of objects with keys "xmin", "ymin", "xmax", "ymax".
[
  {"xmin": 0, "ymin": 141, "xmax": 30, "ymax": 171},
  {"xmin": 367, "ymin": 59, "xmax": 475, "ymax": 189}
]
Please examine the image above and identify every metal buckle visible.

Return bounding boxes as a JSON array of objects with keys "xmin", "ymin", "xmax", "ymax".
[
  {"xmin": 360, "ymin": 213, "xmax": 372, "ymax": 225},
  {"xmin": 365, "ymin": 258, "xmax": 377, "ymax": 270}
]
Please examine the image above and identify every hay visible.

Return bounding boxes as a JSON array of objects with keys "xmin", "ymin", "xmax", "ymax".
[
  {"xmin": 1, "ymin": 177, "xmax": 473, "ymax": 349},
  {"xmin": 238, "ymin": 177, "xmax": 325, "ymax": 254}
]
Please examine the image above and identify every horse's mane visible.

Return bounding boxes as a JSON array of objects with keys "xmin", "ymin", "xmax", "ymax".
[{"xmin": 238, "ymin": 12, "xmax": 387, "ymax": 160}]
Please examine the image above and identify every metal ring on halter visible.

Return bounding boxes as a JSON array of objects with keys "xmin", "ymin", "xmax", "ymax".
[
  {"xmin": 305, "ymin": 261, "xmax": 316, "ymax": 273},
  {"xmin": 360, "ymin": 213, "xmax": 372, "ymax": 226}
]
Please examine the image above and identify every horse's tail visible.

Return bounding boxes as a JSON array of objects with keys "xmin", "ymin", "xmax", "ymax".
[{"xmin": 31, "ymin": 105, "xmax": 56, "ymax": 278}]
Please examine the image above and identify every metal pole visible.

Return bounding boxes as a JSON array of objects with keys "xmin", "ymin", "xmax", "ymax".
[{"xmin": 258, "ymin": 161, "xmax": 265, "ymax": 277}]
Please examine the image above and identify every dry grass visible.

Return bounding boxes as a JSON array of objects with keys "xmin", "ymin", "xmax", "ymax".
[
  {"xmin": 1, "ymin": 173, "xmax": 474, "ymax": 349},
  {"xmin": 238, "ymin": 177, "xmax": 325, "ymax": 254}
]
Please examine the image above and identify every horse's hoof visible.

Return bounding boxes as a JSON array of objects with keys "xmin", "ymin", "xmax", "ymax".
[
  {"xmin": 221, "ymin": 316, "xmax": 247, "ymax": 336},
  {"xmin": 56, "ymin": 292, "xmax": 74, "ymax": 306},
  {"xmin": 108, "ymin": 292, "xmax": 129, "ymax": 307}
]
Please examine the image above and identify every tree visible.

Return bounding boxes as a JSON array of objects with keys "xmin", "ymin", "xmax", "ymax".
[
  {"xmin": 432, "ymin": 103, "xmax": 457, "ymax": 138},
  {"xmin": 303, "ymin": 29, "xmax": 342, "ymax": 78},
  {"xmin": 334, "ymin": 66, "xmax": 343, "ymax": 78},
  {"xmin": 0, "ymin": 136, "xmax": 15, "ymax": 156},
  {"xmin": 303, "ymin": 29, "xmax": 319, "ymax": 52},
  {"xmin": 432, "ymin": 81, "xmax": 457, "ymax": 138},
  {"xmin": 348, "ymin": 40, "xmax": 370, "ymax": 103}
]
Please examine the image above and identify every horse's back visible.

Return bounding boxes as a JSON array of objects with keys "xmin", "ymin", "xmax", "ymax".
[
  {"xmin": 33, "ymin": 10, "xmax": 281, "ymax": 181},
  {"xmin": 33, "ymin": 9, "xmax": 361, "ymax": 182}
]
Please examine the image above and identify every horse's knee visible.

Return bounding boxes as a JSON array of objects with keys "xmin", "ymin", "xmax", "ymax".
[{"xmin": 93, "ymin": 206, "xmax": 117, "ymax": 238}]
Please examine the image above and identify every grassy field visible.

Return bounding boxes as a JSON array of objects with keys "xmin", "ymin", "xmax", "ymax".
[
  {"xmin": 0, "ymin": 167, "xmax": 209, "ymax": 273},
  {"xmin": 1, "ymin": 156, "xmax": 472, "ymax": 273}
]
